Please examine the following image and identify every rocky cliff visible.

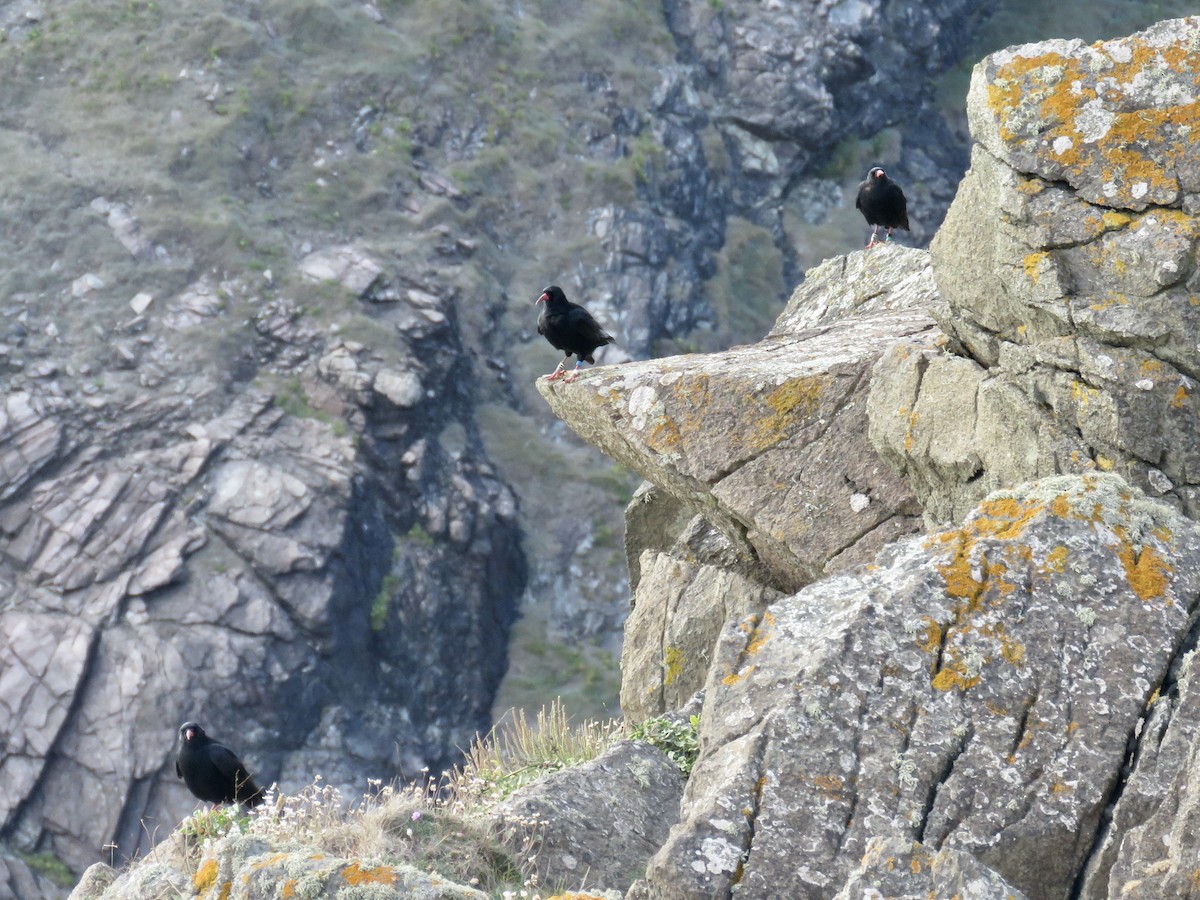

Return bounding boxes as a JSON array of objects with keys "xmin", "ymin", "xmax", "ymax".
[
  {"xmin": 533, "ymin": 15, "xmax": 1200, "ymax": 900},
  {"xmin": 0, "ymin": 0, "xmax": 1010, "ymax": 890},
  {"xmin": 6, "ymin": 4, "xmax": 1200, "ymax": 900}
]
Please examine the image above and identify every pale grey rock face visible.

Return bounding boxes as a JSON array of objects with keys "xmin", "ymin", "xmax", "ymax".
[
  {"xmin": 497, "ymin": 740, "xmax": 684, "ymax": 893},
  {"xmin": 621, "ymin": 540, "xmax": 781, "ymax": 724},
  {"xmin": 883, "ymin": 18, "xmax": 1200, "ymax": 524},
  {"xmin": 831, "ymin": 836, "xmax": 1029, "ymax": 900},
  {"xmin": 638, "ymin": 474, "xmax": 1200, "ymax": 900}
]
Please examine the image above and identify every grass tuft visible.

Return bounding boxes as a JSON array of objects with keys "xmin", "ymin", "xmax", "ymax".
[{"xmin": 453, "ymin": 699, "xmax": 625, "ymax": 806}]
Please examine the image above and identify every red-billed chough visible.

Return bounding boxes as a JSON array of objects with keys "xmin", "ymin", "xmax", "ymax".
[
  {"xmin": 536, "ymin": 285, "xmax": 615, "ymax": 382},
  {"xmin": 855, "ymin": 166, "xmax": 910, "ymax": 248},
  {"xmin": 175, "ymin": 721, "xmax": 265, "ymax": 807}
]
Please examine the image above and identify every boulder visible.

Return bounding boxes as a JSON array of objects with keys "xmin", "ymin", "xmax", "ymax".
[
  {"xmin": 68, "ymin": 833, "xmax": 485, "ymax": 900},
  {"xmin": 879, "ymin": 17, "xmax": 1200, "ymax": 523},
  {"xmin": 636, "ymin": 474, "xmax": 1200, "ymax": 899},
  {"xmin": 497, "ymin": 740, "xmax": 684, "ymax": 893}
]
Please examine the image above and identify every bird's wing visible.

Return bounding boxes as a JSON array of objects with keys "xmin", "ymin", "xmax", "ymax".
[
  {"xmin": 564, "ymin": 306, "xmax": 612, "ymax": 344},
  {"xmin": 175, "ymin": 760, "xmax": 182, "ymax": 778},
  {"xmin": 207, "ymin": 743, "xmax": 249, "ymax": 782}
]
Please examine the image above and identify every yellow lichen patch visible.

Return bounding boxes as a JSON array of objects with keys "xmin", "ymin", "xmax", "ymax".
[
  {"xmin": 1101, "ymin": 210, "xmax": 1133, "ymax": 230},
  {"xmin": 1044, "ymin": 545, "xmax": 1069, "ymax": 573},
  {"xmin": 1172, "ymin": 385, "xmax": 1188, "ymax": 409},
  {"xmin": 749, "ymin": 377, "xmax": 825, "ymax": 451},
  {"xmin": 742, "ymin": 611, "xmax": 776, "ymax": 655},
  {"xmin": 341, "ymin": 863, "xmax": 397, "ymax": 886},
  {"xmin": 915, "ymin": 617, "xmax": 942, "ymax": 655},
  {"xmin": 723, "ymin": 664, "xmax": 757, "ymax": 686},
  {"xmin": 647, "ymin": 416, "xmax": 682, "ymax": 453},
  {"xmin": 998, "ymin": 633, "xmax": 1026, "ymax": 667},
  {"xmin": 1095, "ymin": 455, "xmax": 1115, "ymax": 471},
  {"xmin": 663, "ymin": 645, "xmax": 684, "ymax": 686},
  {"xmin": 1023, "ymin": 251, "xmax": 1050, "ymax": 285},
  {"xmin": 1115, "ymin": 538, "xmax": 1173, "ymax": 603},
  {"xmin": 194, "ymin": 860, "xmax": 219, "ymax": 893},
  {"xmin": 281, "ymin": 883, "xmax": 297, "ymax": 900},
  {"xmin": 932, "ymin": 664, "xmax": 981, "ymax": 693},
  {"xmin": 1050, "ymin": 781, "xmax": 1075, "ymax": 795}
]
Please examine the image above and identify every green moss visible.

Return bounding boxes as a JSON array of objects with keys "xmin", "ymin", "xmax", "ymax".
[{"xmin": 18, "ymin": 851, "xmax": 75, "ymax": 889}]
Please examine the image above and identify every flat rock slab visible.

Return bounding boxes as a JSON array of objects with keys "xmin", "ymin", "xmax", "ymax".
[
  {"xmin": 539, "ymin": 302, "xmax": 933, "ymax": 591},
  {"xmin": 639, "ymin": 474, "xmax": 1200, "ymax": 899}
]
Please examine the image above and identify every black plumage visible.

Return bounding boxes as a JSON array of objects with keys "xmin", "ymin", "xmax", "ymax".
[
  {"xmin": 175, "ymin": 721, "xmax": 265, "ymax": 807},
  {"xmin": 535, "ymin": 285, "xmax": 616, "ymax": 382},
  {"xmin": 855, "ymin": 166, "xmax": 910, "ymax": 248}
]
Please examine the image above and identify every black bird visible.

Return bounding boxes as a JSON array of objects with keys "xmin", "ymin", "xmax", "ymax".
[
  {"xmin": 535, "ymin": 285, "xmax": 616, "ymax": 382},
  {"xmin": 855, "ymin": 166, "xmax": 910, "ymax": 248},
  {"xmin": 175, "ymin": 721, "xmax": 265, "ymax": 807}
]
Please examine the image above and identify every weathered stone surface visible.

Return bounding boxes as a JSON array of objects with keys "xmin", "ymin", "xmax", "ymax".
[
  {"xmin": 883, "ymin": 18, "xmax": 1200, "ymax": 524},
  {"xmin": 0, "ymin": 391, "xmax": 67, "ymax": 503},
  {"xmin": 497, "ymin": 740, "xmax": 684, "ymax": 893},
  {"xmin": 772, "ymin": 246, "xmax": 940, "ymax": 334},
  {"xmin": 831, "ymin": 836, "xmax": 1029, "ymax": 900},
  {"xmin": 639, "ymin": 474, "xmax": 1200, "ymax": 900},
  {"xmin": 1078, "ymin": 645, "xmax": 1200, "ymax": 899},
  {"xmin": 621, "ymin": 517, "xmax": 781, "ymax": 723},
  {"xmin": 298, "ymin": 244, "xmax": 385, "ymax": 296},
  {"xmin": 67, "ymin": 863, "xmax": 116, "ymax": 900},
  {"xmin": 538, "ymin": 249, "xmax": 934, "ymax": 592}
]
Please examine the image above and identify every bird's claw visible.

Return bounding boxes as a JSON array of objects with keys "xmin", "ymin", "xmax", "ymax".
[{"xmin": 544, "ymin": 370, "xmax": 565, "ymax": 381}]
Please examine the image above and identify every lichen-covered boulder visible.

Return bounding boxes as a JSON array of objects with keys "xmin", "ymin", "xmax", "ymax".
[
  {"xmin": 634, "ymin": 474, "xmax": 1200, "ymax": 899},
  {"xmin": 538, "ymin": 247, "xmax": 934, "ymax": 593},
  {"xmin": 70, "ymin": 833, "xmax": 485, "ymax": 900},
  {"xmin": 879, "ymin": 17, "xmax": 1200, "ymax": 523}
]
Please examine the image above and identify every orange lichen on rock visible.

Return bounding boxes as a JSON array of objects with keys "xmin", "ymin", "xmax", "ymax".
[
  {"xmin": 749, "ymin": 377, "xmax": 825, "ymax": 451},
  {"xmin": 983, "ymin": 30, "xmax": 1200, "ymax": 208},
  {"xmin": 341, "ymin": 862, "xmax": 397, "ymax": 886},
  {"xmin": 1114, "ymin": 533, "xmax": 1173, "ymax": 603},
  {"xmin": 193, "ymin": 860, "xmax": 219, "ymax": 893},
  {"xmin": 932, "ymin": 664, "xmax": 981, "ymax": 693}
]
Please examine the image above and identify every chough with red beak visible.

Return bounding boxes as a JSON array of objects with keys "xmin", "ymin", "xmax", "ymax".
[
  {"xmin": 855, "ymin": 166, "xmax": 910, "ymax": 248},
  {"xmin": 535, "ymin": 285, "xmax": 616, "ymax": 382},
  {"xmin": 175, "ymin": 721, "xmax": 265, "ymax": 807}
]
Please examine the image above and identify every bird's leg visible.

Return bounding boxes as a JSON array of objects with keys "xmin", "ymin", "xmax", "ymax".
[
  {"xmin": 866, "ymin": 225, "xmax": 880, "ymax": 248},
  {"xmin": 885, "ymin": 227, "xmax": 894, "ymax": 243},
  {"xmin": 545, "ymin": 357, "xmax": 569, "ymax": 381},
  {"xmin": 564, "ymin": 360, "xmax": 585, "ymax": 383}
]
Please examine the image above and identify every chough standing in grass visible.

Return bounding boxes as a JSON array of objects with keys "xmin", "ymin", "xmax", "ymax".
[
  {"xmin": 176, "ymin": 721, "xmax": 265, "ymax": 807},
  {"xmin": 535, "ymin": 285, "xmax": 616, "ymax": 382}
]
